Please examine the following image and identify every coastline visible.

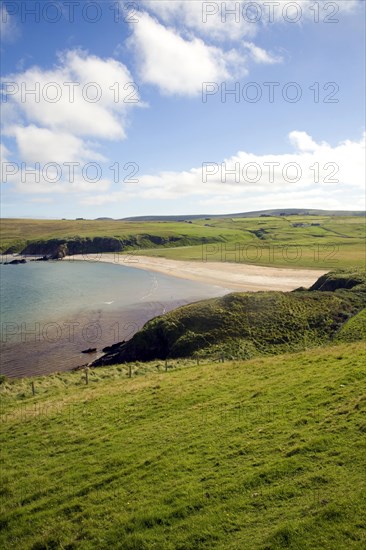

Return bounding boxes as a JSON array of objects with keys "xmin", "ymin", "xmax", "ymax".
[
  {"xmin": 69, "ymin": 254, "xmax": 327, "ymax": 292},
  {"xmin": 1, "ymin": 255, "xmax": 327, "ymax": 378}
]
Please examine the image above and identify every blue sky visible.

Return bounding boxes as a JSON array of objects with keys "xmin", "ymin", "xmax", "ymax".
[{"xmin": 0, "ymin": 0, "xmax": 365, "ymax": 218}]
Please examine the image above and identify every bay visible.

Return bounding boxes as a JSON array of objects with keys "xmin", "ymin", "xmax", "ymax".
[{"xmin": 0, "ymin": 259, "xmax": 228, "ymax": 377}]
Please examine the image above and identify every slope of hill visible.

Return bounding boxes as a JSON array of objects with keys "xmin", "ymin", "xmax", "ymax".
[
  {"xmin": 121, "ymin": 209, "xmax": 366, "ymax": 222},
  {"xmin": 0, "ymin": 342, "xmax": 365, "ymax": 549},
  {"xmin": 93, "ymin": 269, "xmax": 366, "ymax": 367}
]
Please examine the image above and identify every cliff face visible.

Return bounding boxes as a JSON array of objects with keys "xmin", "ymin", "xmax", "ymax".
[
  {"xmin": 9, "ymin": 233, "xmax": 211, "ymax": 256},
  {"xmin": 19, "ymin": 237, "xmax": 124, "ymax": 256}
]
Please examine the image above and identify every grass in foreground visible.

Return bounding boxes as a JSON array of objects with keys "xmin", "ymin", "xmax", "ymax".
[{"xmin": 1, "ymin": 342, "xmax": 365, "ymax": 549}]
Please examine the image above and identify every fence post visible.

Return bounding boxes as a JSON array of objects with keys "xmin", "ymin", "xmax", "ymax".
[
  {"xmin": 85, "ymin": 367, "xmax": 89, "ymax": 385},
  {"xmin": 31, "ymin": 381, "xmax": 35, "ymax": 396},
  {"xmin": 128, "ymin": 365, "xmax": 132, "ymax": 378}
]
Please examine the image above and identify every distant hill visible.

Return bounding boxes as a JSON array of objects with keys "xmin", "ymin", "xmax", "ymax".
[{"xmin": 119, "ymin": 209, "xmax": 366, "ymax": 222}]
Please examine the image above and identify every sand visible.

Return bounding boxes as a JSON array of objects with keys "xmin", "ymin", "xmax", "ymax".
[{"xmin": 70, "ymin": 254, "xmax": 327, "ymax": 292}]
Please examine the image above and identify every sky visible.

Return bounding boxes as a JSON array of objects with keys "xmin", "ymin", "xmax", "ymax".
[{"xmin": 0, "ymin": 0, "xmax": 365, "ymax": 219}]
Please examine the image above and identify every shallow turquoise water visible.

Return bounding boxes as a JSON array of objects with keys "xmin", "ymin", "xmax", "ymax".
[
  {"xmin": 0, "ymin": 258, "xmax": 228, "ymax": 377},
  {"xmin": 0, "ymin": 259, "xmax": 225, "ymax": 325}
]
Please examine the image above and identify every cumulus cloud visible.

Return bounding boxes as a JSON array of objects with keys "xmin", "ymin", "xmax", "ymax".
[
  {"xmin": 2, "ymin": 50, "xmax": 140, "ymax": 139},
  {"xmin": 139, "ymin": 0, "xmax": 257, "ymax": 41},
  {"xmin": 139, "ymin": 1, "xmax": 361, "ymax": 41},
  {"xmin": 289, "ymin": 131, "xmax": 319, "ymax": 152},
  {"xmin": 132, "ymin": 0, "xmax": 361, "ymax": 94},
  {"xmin": 1, "ymin": 50, "xmax": 141, "ymax": 196},
  {"xmin": 128, "ymin": 11, "xmax": 249, "ymax": 96},
  {"xmin": 7, "ymin": 125, "xmax": 106, "ymax": 165},
  {"xmin": 80, "ymin": 132, "xmax": 365, "ymax": 207}
]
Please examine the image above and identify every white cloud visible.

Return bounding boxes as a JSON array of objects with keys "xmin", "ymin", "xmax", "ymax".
[
  {"xmin": 2, "ymin": 50, "xmax": 140, "ymax": 139},
  {"xmin": 7, "ymin": 125, "xmax": 106, "ymax": 165},
  {"xmin": 139, "ymin": 0, "xmax": 257, "ymax": 41},
  {"xmin": 289, "ymin": 131, "xmax": 319, "ymax": 152},
  {"xmin": 140, "ymin": 1, "xmax": 361, "ymax": 40},
  {"xmin": 1, "ymin": 50, "xmax": 141, "ymax": 196},
  {"xmin": 243, "ymin": 42, "xmax": 282, "ymax": 64},
  {"xmin": 128, "ymin": 11, "xmax": 248, "ymax": 96},
  {"xmin": 81, "ymin": 132, "xmax": 365, "ymax": 206}
]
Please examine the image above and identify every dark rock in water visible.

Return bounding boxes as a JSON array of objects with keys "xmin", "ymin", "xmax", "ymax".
[
  {"xmin": 102, "ymin": 341, "xmax": 125, "ymax": 353},
  {"xmin": 81, "ymin": 348, "xmax": 97, "ymax": 354},
  {"xmin": 4, "ymin": 258, "xmax": 27, "ymax": 265},
  {"xmin": 32, "ymin": 256, "xmax": 50, "ymax": 262}
]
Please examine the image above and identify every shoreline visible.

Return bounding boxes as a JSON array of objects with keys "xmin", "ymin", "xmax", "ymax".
[
  {"xmin": 1, "ymin": 255, "xmax": 327, "ymax": 378},
  {"xmin": 69, "ymin": 254, "xmax": 327, "ymax": 292}
]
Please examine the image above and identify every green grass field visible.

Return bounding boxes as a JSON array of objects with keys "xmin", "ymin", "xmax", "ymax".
[
  {"xmin": 1, "ymin": 215, "xmax": 365, "ymax": 268},
  {"xmin": 1, "ymin": 342, "xmax": 365, "ymax": 549},
  {"xmin": 129, "ymin": 215, "xmax": 366, "ymax": 268}
]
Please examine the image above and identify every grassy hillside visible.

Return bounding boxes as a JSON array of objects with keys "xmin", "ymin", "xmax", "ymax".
[
  {"xmin": 132, "ymin": 215, "xmax": 366, "ymax": 268},
  {"xmin": 335, "ymin": 308, "xmax": 366, "ymax": 342},
  {"xmin": 0, "ymin": 342, "xmax": 365, "ymax": 549},
  {"xmin": 0, "ymin": 218, "xmax": 241, "ymax": 256},
  {"xmin": 93, "ymin": 269, "xmax": 366, "ymax": 366},
  {"xmin": 1, "ymin": 215, "xmax": 365, "ymax": 268}
]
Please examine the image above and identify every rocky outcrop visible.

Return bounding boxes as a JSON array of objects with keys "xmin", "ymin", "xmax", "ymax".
[
  {"xmin": 19, "ymin": 237, "xmax": 125, "ymax": 256},
  {"xmin": 3, "ymin": 258, "xmax": 27, "ymax": 265},
  {"xmin": 53, "ymin": 244, "xmax": 68, "ymax": 259},
  {"xmin": 9, "ymin": 233, "xmax": 217, "ymax": 257}
]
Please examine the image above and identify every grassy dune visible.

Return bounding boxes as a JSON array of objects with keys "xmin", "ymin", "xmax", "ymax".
[
  {"xmin": 1, "ymin": 342, "xmax": 365, "ymax": 549},
  {"xmin": 1, "ymin": 215, "xmax": 365, "ymax": 268},
  {"xmin": 93, "ymin": 269, "xmax": 366, "ymax": 366}
]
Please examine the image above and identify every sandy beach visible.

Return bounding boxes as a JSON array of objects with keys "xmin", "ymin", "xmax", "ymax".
[{"xmin": 70, "ymin": 254, "xmax": 327, "ymax": 292}]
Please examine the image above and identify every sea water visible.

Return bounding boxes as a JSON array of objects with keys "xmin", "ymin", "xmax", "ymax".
[{"xmin": 0, "ymin": 259, "xmax": 228, "ymax": 377}]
